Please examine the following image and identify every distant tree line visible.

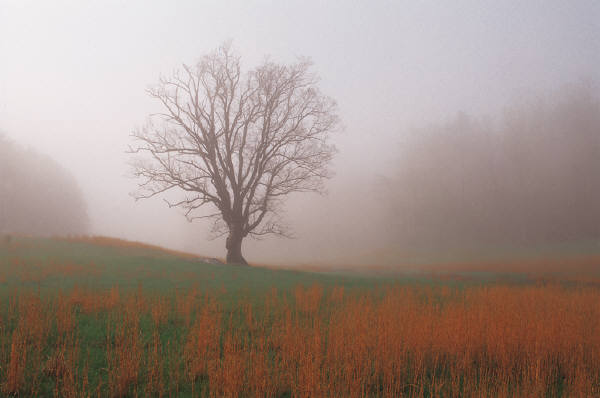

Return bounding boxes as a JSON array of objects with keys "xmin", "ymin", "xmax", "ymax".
[
  {"xmin": 382, "ymin": 84, "xmax": 600, "ymax": 258},
  {"xmin": 0, "ymin": 136, "xmax": 89, "ymax": 237}
]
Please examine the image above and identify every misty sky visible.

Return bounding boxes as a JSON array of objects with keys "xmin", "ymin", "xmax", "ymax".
[{"xmin": 1, "ymin": 1, "xmax": 599, "ymax": 264}]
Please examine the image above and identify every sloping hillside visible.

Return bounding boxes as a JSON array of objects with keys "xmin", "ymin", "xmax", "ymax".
[{"xmin": 0, "ymin": 236, "xmax": 388, "ymax": 295}]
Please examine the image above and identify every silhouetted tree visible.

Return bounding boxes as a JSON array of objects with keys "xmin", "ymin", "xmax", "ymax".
[{"xmin": 129, "ymin": 44, "xmax": 339, "ymax": 264}]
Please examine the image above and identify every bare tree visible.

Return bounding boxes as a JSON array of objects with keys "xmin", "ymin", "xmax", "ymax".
[{"xmin": 129, "ymin": 44, "xmax": 339, "ymax": 264}]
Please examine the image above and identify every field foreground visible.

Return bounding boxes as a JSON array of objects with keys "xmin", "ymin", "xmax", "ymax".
[{"xmin": 0, "ymin": 237, "xmax": 599, "ymax": 397}]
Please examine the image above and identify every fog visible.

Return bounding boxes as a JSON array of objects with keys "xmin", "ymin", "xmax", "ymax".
[
  {"xmin": 376, "ymin": 85, "xmax": 600, "ymax": 265},
  {"xmin": 0, "ymin": 135, "xmax": 89, "ymax": 236},
  {"xmin": 1, "ymin": 1, "xmax": 599, "ymax": 266}
]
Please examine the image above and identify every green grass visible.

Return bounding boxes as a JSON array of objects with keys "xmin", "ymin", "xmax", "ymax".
[
  {"xmin": 0, "ymin": 237, "xmax": 596, "ymax": 397},
  {"xmin": 0, "ymin": 237, "xmax": 390, "ymax": 396},
  {"xmin": 0, "ymin": 236, "xmax": 541, "ymax": 295},
  {"xmin": 0, "ymin": 237, "xmax": 450, "ymax": 297}
]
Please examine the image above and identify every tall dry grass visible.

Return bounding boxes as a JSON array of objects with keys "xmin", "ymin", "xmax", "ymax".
[{"xmin": 0, "ymin": 283, "xmax": 598, "ymax": 396}]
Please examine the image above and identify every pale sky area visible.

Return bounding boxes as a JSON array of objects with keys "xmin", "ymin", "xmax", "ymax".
[{"xmin": 1, "ymin": 1, "xmax": 599, "ymax": 264}]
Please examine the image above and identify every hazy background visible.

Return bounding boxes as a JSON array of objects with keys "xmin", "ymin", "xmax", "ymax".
[{"xmin": 1, "ymin": 1, "xmax": 599, "ymax": 265}]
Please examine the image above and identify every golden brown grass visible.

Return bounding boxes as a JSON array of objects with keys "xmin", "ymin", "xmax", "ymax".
[{"xmin": 0, "ymin": 283, "xmax": 599, "ymax": 396}]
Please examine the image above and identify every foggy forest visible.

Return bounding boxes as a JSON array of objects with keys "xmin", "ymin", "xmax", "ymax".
[{"xmin": 0, "ymin": 1, "xmax": 599, "ymax": 397}]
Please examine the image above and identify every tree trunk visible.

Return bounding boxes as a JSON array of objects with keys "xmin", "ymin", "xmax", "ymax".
[{"xmin": 225, "ymin": 228, "xmax": 247, "ymax": 265}]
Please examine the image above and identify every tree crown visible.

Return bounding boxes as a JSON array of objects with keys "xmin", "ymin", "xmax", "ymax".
[{"xmin": 130, "ymin": 44, "xmax": 339, "ymax": 240}]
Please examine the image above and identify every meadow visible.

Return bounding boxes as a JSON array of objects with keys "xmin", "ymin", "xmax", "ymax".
[{"xmin": 0, "ymin": 237, "xmax": 599, "ymax": 397}]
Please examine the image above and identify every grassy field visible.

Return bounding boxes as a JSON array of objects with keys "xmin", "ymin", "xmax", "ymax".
[{"xmin": 0, "ymin": 237, "xmax": 599, "ymax": 397}]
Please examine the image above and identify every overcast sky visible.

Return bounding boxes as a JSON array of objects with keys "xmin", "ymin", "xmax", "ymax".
[{"xmin": 1, "ymin": 1, "xmax": 599, "ymax": 264}]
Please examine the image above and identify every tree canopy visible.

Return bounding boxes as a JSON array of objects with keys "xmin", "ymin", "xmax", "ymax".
[
  {"xmin": 130, "ymin": 44, "xmax": 339, "ymax": 264},
  {"xmin": 0, "ymin": 135, "xmax": 89, "ymax": 237},
  {"xmin": 380, "ymin": 84, "xmax": 600, "ymax": 260}
]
